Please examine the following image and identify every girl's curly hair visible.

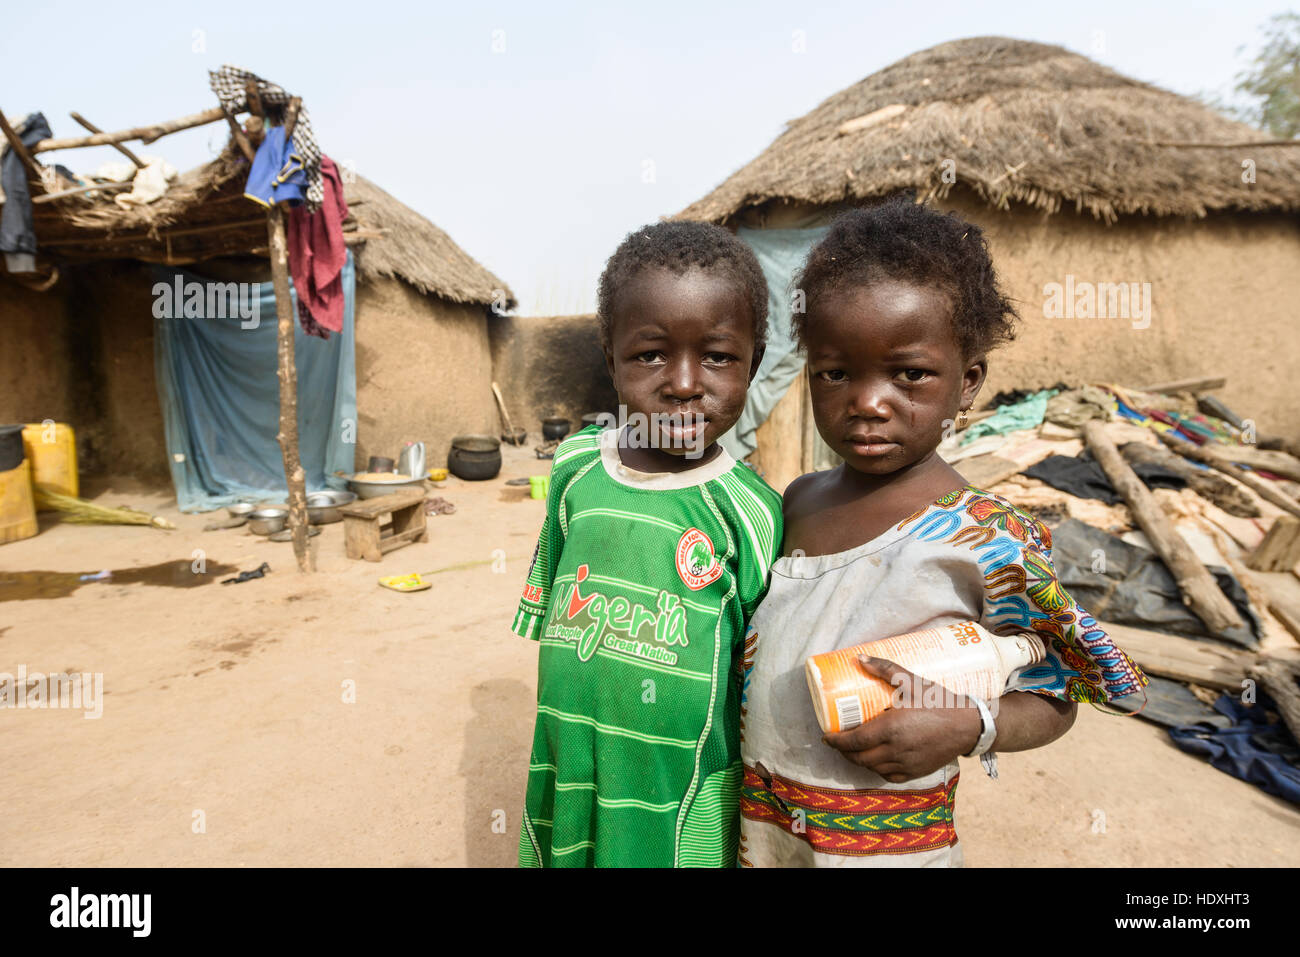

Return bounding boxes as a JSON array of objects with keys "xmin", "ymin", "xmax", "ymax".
[{"xmin": 792, "ymin": 195, "xmax": 1018, "ymax": 358}]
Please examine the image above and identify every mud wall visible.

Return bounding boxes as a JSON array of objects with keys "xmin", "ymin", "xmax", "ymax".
[
  {"xmin": 489, "ymin": 313, "xmax": 618, "ymax": 441},
  {"xmin": 2, "ymin": 263, "xmax": 501, "ymax": 485},
  {"xmin": 745, "ymin": 188, "xmax": 1300, "ymax": 442},
  {"xmin": 353, "ymin": 280, "xmax": 497, "ymax": 471}
]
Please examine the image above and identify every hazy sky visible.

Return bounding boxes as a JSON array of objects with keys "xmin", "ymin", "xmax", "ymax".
[{"xmin": 2, "ymin": 1, "xmax": 1286, "ymax": 313}]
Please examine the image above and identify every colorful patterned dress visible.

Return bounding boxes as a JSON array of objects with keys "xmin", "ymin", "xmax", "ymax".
[{"xmin": 738, "ymin": 485, "xmax": 1146, "ymax": 867}]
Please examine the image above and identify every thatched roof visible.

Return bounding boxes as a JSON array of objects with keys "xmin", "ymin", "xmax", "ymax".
[
  {"xmin": 676, "ymin": 36, "xmax": 1300, "ymax": 225},
  {"xmin": 28, "ymin": 148, "xmax": 514, "ymax": 307}
]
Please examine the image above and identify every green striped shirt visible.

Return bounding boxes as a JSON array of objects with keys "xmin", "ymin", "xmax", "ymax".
[{"xmin": 514, "ymin": 426, "xmax": 782, "ymax": 867}]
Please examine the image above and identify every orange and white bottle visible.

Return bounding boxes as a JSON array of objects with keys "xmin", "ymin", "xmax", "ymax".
[{"xmin": 805, "ymin": 621, "xmax": 1046, "ymax": 734}]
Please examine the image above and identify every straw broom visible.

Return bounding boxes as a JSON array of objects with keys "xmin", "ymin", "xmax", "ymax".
[{"xmin": 35, "ymin": 488, "xmax": 175, "ymax": 529}]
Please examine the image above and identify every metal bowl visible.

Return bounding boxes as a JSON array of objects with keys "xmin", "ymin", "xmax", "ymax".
[
  {"xmin": 305, "ymin": 490, "xmax": 357, "ymax": 524},
  {"xmin": 227, "ymin": 503, "xmax": 256, "ymax": 519},
  {"xmin": 347, "ymin": 474, "xmax": 427, "ymax": 500},
  {"xmin": 247, "ymin": 508, "xmax": 288, "ymax": 535}
]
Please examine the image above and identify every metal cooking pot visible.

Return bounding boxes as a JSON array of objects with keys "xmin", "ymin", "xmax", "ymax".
[
  {"xmin": 542, "ymin": 417, "xmax": 571, "ymax": 441},
  {"xmin": 448, "ymin": 434, "xmax": 502, "ymax": 481}
]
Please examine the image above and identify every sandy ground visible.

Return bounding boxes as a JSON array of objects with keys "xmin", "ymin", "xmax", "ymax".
[{"xmin": 2, "ymin": 444, "xmax": 1298, "ymax": 868}]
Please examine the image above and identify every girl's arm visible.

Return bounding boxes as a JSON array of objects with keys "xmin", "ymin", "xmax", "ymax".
[{"xmin": 821, "ymin": 656, "xmax": 1077, "ymax": 783}]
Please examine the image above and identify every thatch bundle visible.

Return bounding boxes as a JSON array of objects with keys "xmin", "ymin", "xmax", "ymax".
[
  {"xmin": 676, "ymin": 36, "xmax": 1300, "ymax": 225},
  {"xmin": 29, "ymin": 147, "xmax": 514, "ymax": 308}
]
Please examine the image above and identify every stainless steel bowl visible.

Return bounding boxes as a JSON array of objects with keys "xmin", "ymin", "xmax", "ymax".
[
  {"xmin": 227, "ymin": 503, "xmax": 256, "ymax": 519},
  {"xmin": 347, "ymin": 475, "xmax": 427, "ymax": 500},
  {"xmin": 306, "ymin": 490, "xmax": 357, "ymax": 524},
  {"xmin": 247, "ymin": 508, "xmax": 288, "ymax": 535}
]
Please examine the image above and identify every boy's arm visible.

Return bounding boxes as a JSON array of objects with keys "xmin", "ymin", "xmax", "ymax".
[
  {"xmin": 512, "ymin": 453, "xmax": 576, "ymax": 640},
  {"xmin": 821, "ymin": 657, "xmax": 1076, "ymax": 784}
]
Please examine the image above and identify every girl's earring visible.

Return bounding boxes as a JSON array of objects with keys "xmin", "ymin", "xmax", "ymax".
[{"xmin": 957, "ymin": 409, "xmax": 969, "ymax": 429}]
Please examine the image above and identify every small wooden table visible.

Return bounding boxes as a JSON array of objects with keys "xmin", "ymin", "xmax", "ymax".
[{"xmin": 339, "ymin": 487, "xmax": 428, "ymax": 562}]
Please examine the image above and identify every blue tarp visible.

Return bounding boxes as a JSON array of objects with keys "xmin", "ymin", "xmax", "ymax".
[
  {"xmin": 719, "ymin": 225, "xmax": 829, "ymax": 460},
  {"xmin": 152, "ymin": 253, "xmax": 357, "ymax": 512},
  {"xmin": 1169, "ymin": 693, "xmax": 1300, "ymax": 806}
]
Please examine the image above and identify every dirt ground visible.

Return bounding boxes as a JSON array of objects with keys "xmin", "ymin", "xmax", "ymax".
[{"xmin": 2, "ymin": 444, "xmax": 1297, "ymax": 867}]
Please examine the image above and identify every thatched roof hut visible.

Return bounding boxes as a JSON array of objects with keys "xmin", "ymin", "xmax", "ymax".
[
  {"xmin": 3, "ymin": 145, "xmax": 516, "ymax": 485},
  {"xmin": 677, "ymin": 35, "xmax": 1300, "ymax": 225},
  {"xmin": 32, "ymin": 148, "xmax": 513, "ymax": 308},
  {"xmin": 674, "ymin": 36, "xmax": 1300, "ymax": 490}
]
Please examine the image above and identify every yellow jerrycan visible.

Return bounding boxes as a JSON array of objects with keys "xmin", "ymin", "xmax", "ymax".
[
  {"xmin": 23, "ymin": 421, "xmax": 78, "ymax": 502},
  {"xmin": 1, "ymin": 424, "xmax": 38, "ymax": 544}
]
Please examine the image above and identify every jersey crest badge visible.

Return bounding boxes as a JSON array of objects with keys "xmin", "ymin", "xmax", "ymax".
[{"xmin": 676, "ymin": 528, "xmax": 722, "ymax": 590}]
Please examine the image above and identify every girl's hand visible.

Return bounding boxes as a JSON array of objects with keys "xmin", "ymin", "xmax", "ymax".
[{"xmin": 820, "ymin": 656, "xmax": 983, "ymax": 783}]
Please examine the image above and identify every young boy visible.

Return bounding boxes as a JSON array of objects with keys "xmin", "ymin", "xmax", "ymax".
[{"xmin": 513, "ymin": 222, "xmax": 783, "ymax": 867}]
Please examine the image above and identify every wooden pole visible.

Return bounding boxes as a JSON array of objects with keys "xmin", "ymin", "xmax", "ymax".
[
  {"xmin": 1133, "ymin": 375, "xmax": 1226, "ymax": 395},
  {"xmin": 30, "ymin": 106, "xmax": 228, "ymax": 152},
  {"xmin": 223, "ymin": 110, "xmax": 256, "ymax": 162},
  {"xmin": 0, "ymin": 109, "xmax": 43, "ymax": 179},
  {"xmin": 69, "ymin": 112, "xmax": 145, "ymax": 168},
  {"xmin": 1197, "ymin": 443, "xmax": 1300, "ymax": 484},
  {"xmin": 266, "ymin": 205, "xmax": 312, "ymax": 572},
  {"xmin": 1085, "ymin": 421, "xmax": 1244, "ymax": 634},
  {"xmin": 30, "ymin": 179, "xmax": 134, "ymax": 204},
  {"xmin": 1155, "ymin": 430, "xmax": 1300, "ymax": 519}
]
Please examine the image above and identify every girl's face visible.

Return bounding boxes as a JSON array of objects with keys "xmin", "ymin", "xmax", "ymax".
[
  {"xmin": 604, "ymin": 266, "xmax": 763, "ymax": 467},
  {"xmin": 804, "ymin": 279, "xmax": 986, "ymax": 477}
]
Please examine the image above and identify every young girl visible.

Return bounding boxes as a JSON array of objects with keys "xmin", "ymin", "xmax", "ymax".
[
  {"xmin": 738, "ymin": 198, "xmax": 1147, "ymax": 867},
  {"xmin": 514, "ymin": 221, "xmax": 784, "ymax": 867}
]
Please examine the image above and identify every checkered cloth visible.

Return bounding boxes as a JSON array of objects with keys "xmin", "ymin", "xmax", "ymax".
[{"xmin": 208, "ymin": 65, "xmax": 323, "ymax": 213}]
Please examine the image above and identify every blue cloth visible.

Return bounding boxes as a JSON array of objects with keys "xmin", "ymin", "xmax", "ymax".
[
  {"xmin": 960, "ymin": 388, "xmax": 1058, "ymax": 445},
  {"xmin": 243, "ymin": 126, "xmax": 307, "ymax": 207},
  {"xmin": 718, "ymin": 225, "xmax": 829, "ymax": 460},
  {"xmin": 1168, "ymin": 692, "xmax": 1300, "ymax": 805},
  {"xmin": 152, "ymin": 253, "xmax": 357, "ymax": 511},
  {"xmin": 1, "ymin": 112, "xmax": 52, "ymax": 264}
]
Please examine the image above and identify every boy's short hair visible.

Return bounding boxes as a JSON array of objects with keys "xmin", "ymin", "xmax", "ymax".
[
  {"xmin": 793, "ymin": 195, "xmax": 1018, "ymax": 358},
  {"xmin": 597, "ymin": 221, "xmax": 769, "ymax": 353}
]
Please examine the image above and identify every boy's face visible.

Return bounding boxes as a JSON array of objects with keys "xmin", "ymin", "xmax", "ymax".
[
  {"xmin": 604, "ymin": 266, "xmax": 763, "ymax": 465},
  {"xmin": 804, "ymin": 278, "xmax": 986, "ymax": 477}
]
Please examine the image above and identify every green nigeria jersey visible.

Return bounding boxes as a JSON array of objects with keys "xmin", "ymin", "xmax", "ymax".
[{"xmin": 512, "ymin": 425, "xmax": 783, "ymax": 867}]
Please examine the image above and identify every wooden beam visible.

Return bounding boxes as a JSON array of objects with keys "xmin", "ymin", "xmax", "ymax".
[
  {"xmin": 1085, "ymin": 421, "xmax": 1245, "ymax": 634},
  {"xmin": 40, "ymin": 217, "xmax": 266, "ymax": 247},
  {"xmin": 30, "ymin": 106, "xmax": 228, "ymax": 152},
  {"xmin": 283, "ymin": 97, "xmax": 302, "ymax": 142},
  {"xmin": 956, "ymin": 454, "xmax": 1024, "ymax": 488},
  {"xmin": 221, "ymin": 109, "xmax": 256, "ymax": 163},
  {"xmin": 0, "ymin": 109, "xmax": 43, "ymax": 179},
  {"xmin": 69, "ymin": 112, "xmax": 145, "ymax": 168},
  {"xmin": 1134, "ymin": 375, "xmax": 1226, "ymax": 396},
  {"xmin": 1249, "ymin": 655, "xmax": 1300, "ymax": 744},
  {"xmin": 1155, "ymin": 430, "xmax": 1300, "ymax": 519},
  {"xmin": 1247, "ymin": 517, "xmax": 1300, "ymax": 572},
  {"xmin": 1100, "ymin": 621, "xmax": 1254, "ymax": 690},
  {"xmin": 1201, "ymin": 443, "xmax": 1300, "ymax": 484},
  {"xmin": 266, "ymin": 206, "xmax": 312, "ymax": 572},
  {"xmin": 244, "ymin": 81, "xmax": 265, "ymax": 118},
  {"xmin": 1151, "ymin": 139, "xmax": 1300, "ymax": 148},
  {"xmin": 30, "ymin": 179, "xmax": 134, "ymax": 204}
]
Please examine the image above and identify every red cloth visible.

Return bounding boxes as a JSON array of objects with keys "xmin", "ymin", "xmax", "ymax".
[{"xmin": 287, "ymin": 156, "xmax": 347, "ymax": 339}]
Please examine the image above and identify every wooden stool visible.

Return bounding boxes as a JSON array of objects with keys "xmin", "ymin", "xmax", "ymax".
[{"xmin": 339, "ymin": 487, "xmax": 428, "ymax": 562}]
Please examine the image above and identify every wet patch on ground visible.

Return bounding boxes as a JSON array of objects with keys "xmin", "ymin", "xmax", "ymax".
[{"xmin": 0, "ymin": 560, "xmax": 241, "ymax": 602}]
